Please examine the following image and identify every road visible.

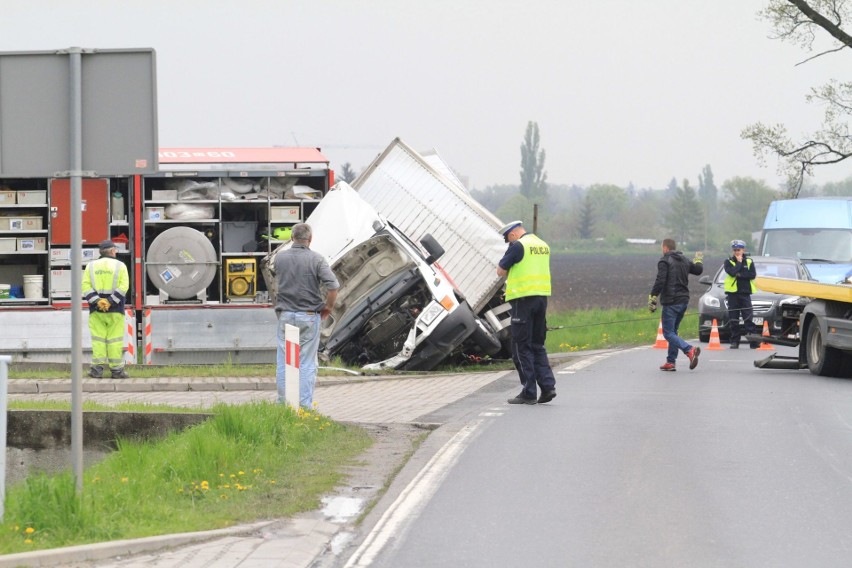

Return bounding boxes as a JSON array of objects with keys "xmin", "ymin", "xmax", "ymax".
[{"xmin": 334, "ymin": 345, "xmax": 852, "ymax": 568}]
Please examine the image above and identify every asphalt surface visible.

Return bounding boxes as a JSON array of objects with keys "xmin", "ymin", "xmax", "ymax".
[{"xmin": 0, "ymin": 360, "xmax": 550, "ymax": 568}]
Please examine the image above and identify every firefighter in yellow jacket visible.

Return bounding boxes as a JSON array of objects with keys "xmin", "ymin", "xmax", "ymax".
[
  {"xmin": 82, "ymin": 240, "xmax": 130, "ymax": 378},
  {"xmin": 496, "ymin": 220, "xmax": 556, "ymax": 405}
]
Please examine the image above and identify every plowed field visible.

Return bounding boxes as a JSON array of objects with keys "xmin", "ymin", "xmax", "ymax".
[{"xmin": 549, "ymin": 253, "xmax": 723, "ymax": 312}]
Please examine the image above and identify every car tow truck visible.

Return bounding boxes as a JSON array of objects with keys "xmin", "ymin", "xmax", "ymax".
[{"xmin": 751, "ymin": 276, "xmax": 852, "ymax": 378}]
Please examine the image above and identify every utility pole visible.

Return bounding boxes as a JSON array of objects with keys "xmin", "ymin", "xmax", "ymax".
[{"xmin": 533, "ymin": 204, "xmax": 539, "ymax": 234}]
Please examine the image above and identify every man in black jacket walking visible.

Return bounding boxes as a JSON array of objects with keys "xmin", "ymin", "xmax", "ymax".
[{"xmin": 649, "ymin": 238, "xmax": 704, "ymax": 371}]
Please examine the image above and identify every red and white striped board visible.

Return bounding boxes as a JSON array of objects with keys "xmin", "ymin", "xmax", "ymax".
[
  {"xmin": 142, "ymin": 309, "xmax": 153, "ymax": 365},
  {"xmin": 124, "ymin": 309, "xmax": 137, "ymax": 366},
  {"xmin": 283, "ymin": 323, "xmax": 300, "ymax": 409}
]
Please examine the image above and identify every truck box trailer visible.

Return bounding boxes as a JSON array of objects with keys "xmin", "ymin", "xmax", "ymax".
[{"xmin": 350, "ymin": 138, "xmax": 512, "ymax": 347}]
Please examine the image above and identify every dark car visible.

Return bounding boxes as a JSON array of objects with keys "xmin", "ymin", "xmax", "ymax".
[{"xmin": 697, "ymin": 256, "xmax": 812, "ymax": 343}]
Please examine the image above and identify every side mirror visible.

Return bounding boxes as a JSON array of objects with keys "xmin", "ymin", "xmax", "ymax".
[
  {"xmin": 699, "ymin": 275, "xmax": 712, "ymax": 286},
  {"xmin": 420, "ymin": 234, "xmax": 445, "ymax": 265}
]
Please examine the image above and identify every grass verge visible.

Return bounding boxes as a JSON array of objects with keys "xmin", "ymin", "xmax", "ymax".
[
  {"xmin": 0, "ymin": 402, "xmax": 371, "ymax": 554},
  {"xmin": 544, "ymin": 307, "xmax": 697, "ymax": 353}
]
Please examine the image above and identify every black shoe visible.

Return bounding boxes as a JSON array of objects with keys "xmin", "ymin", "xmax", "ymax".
[
  {"xmin": 729, "ymin": 343, "xmax": 739, "ymax": 349},
  {"xmin": 87, "ymin": 366, "xmax": 104, "ymax": 379},
  {"xmin": 507, "ymin": 394, "xmax": 537, "ymax": 405},
  {"xmin": 111, "ymin": 369, "xmax": 129, "ymax": 379},
  {"xmin": 538, "ymin": 390, "xmax": 557, "ymax": 404}
]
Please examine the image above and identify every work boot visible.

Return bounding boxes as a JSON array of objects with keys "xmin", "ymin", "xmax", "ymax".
[
  {"xmin": 659, "ymin": 362, "xmax": 676, "ymax": 372},
  {"xmin": 87, "ymin": 365, "xmax": 104, "ymax": 379},
  {"xmin": 538, "ymin": 390, "xmax": 557, "ymax": 404},
  {"xmin": 507, "ymin": 393, "xmax": 537, "ymax": 405},
  {"xmin": 110, "ymin": 368, "xmax": 129, "ymax": 379}
]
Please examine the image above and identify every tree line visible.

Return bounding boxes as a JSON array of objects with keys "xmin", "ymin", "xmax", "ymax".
[{"xmin": 471, "ymin": 121, "xmax": 852, "ymax": 253}]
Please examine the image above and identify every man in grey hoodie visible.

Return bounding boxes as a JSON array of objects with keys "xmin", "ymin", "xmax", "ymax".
[{"xmin": 648, "ymin": 238, "xmax": 704, "ymax": 371}]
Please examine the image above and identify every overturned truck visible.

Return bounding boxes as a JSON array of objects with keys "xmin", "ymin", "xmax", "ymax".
[
  {"xmin": 351, "ymin": 138, "xmax": 512, "ymax": 351},
  {"xmin": 264, "ymin": 138, "xmax": 511, "ymax": 371},
  {"xmin": 263, "ymin": 184, "xmax": 499, "ymax": 371}
]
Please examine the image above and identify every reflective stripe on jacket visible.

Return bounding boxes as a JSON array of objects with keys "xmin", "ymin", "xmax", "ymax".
[
  {"xmin": 505, "ymin": 234, "xmax": 551, "ymax": 301},
  {"xmin": 82, "ymin": 257, "xmax": 130, "ymax": 313}
]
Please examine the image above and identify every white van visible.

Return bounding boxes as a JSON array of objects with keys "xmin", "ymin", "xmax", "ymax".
[{"xmin": 759, "ymin": 197, "xmax": 852, "ymax": 284}]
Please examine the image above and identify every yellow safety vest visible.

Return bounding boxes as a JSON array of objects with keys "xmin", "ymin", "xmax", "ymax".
[
  {"xmin": 505, "ymin": 234, "xmax": 551, "ymax": 301},
  {"xmin": 82, "ymin": 257, "xmax": 129, "ymax": 304},
  {"xmin": 723, "ymin": 257, "xmax": 757, "ymax": 293}
]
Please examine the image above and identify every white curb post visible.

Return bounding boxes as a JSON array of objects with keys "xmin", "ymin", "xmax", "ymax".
[
  {"xmin": 284, "ymin": 324, "xmax": 300, "ymax": 409},
  {"xmin": 0, "ymin": 356, "xmax": 9, "ymax": 521}
]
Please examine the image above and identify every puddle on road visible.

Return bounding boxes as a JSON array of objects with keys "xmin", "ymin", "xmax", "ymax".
[{"xmin": 322, "ymin": 496, "xmax": 365, "ymax": 523}]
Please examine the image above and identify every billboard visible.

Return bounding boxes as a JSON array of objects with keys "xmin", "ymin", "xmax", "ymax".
[{"xmin": 0, "ymin": 48, "xmax": 158, "ymax": 177}]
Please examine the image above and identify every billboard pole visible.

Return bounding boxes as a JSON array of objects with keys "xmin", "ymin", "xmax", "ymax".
[
  {"xmin": 68, "ymin": 47, "xmax": 84, "ymax": 492},
  {"xmin": 0, "ymin": 47, "xmax": 158, "ymax": 492}
]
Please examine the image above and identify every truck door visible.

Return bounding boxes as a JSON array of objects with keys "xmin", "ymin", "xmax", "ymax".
[{"xmin": 49, "ymin": 178, "xmax": 110, "ymax": 245}]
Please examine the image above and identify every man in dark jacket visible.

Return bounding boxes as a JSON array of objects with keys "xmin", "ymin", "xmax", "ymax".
[
  {"xmin": 649, "ymin": 238, "xmax": 704, "ymax": 371},
  {"xmin": 723, "ymin": 239, "xmax": 758, "ymax": 349}
]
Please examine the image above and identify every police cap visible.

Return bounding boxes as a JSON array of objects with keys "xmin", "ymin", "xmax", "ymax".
[{"xmin": 499, "ymin": 220, "xmax": 522, "ymax": 242}]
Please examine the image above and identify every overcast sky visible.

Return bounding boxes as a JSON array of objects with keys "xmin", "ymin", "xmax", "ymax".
[{"xmin": 3, "ymin": 1, "xmax": 850, "ymax": 191}]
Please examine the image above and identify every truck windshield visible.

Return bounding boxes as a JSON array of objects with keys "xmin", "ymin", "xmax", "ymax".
[{"xmin": 761, "ymin": 229, "xmax": 852, "ymax": 263}]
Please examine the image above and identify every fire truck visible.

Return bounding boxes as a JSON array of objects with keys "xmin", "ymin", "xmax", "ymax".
[{"xmin": 0, "ymin": 147, "xmax": 332, "ymax": 365}]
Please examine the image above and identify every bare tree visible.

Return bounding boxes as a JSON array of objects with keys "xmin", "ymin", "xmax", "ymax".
[
  {"xmin": 742, "ymin": 0, "xmax": 852, "ymax": 196},
  {"xmin": 339, "ymin": 162, "xmax": 358, "ymax": 184}
]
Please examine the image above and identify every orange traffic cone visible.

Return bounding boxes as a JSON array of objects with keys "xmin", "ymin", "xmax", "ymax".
[
  {"xmin": 707, "ymin": 319, "xmax": 723, "ymax": 350},
  {"xmin": 653, "ymin": 319, "xmax": 668, "ymax": 349},
  {"xmin": 757, "ymin": 320, "xmax": 774, "ymax": 350}
]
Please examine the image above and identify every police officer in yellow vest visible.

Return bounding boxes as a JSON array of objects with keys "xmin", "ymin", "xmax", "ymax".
[
  {"xmin": 83, "ymin": 240, "xmax": 130, "ymax": 378},
  {"xmin": 496, "ymin": 220, "xmax": 556, "ymax": 405},
  {"xmin": 723, "ymin": 239, "xmax": 759, "ymax": 349}
]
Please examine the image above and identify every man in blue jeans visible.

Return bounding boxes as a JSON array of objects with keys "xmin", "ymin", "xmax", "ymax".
[
  {"xmin": 649, "ymin": 238, "xmax": 704, "ymax": 371},
  {"xmin": 274, "ymin": 223, "xmax": 339, "ymax": 408}
]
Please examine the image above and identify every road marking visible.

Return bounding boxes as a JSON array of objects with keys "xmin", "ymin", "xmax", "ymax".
[
  {"xmin": 557, "ymin": 351, "xmax": 618, "ymax": 374},
  {"xmin": 343, "ymin": 420, "xmax": 482, "ymax": 567}
]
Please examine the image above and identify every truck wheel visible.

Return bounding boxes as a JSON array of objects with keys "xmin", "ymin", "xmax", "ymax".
[{"xmin": 806, "ymin": 321, "xmax": 843, "ymax": 377}]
